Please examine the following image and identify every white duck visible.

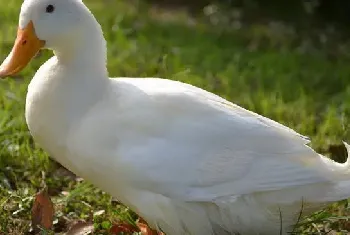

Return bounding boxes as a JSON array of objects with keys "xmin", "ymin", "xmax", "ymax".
[{"xmin": 1, "ymin": 0, "xmax": 350, "ymax": 234}]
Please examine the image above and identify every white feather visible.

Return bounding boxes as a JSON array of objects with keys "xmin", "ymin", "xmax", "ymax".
[{"xmin": 7, "ymin": 0, "xmax": 350, "ymax": 234}]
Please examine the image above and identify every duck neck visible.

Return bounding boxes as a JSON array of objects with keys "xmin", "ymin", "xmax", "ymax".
[{"xmin": 52, "ymin": 15, "xmax": 108, "ymax": 77}]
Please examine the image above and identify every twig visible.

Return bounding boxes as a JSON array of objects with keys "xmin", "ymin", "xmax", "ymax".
[
  {"xmin": 291, "ymin": 197, "xmax": 304, "ymax": 234},
  {"xmin": 279, "ymin": 206, "xmax": 283, "ymax": 235}
]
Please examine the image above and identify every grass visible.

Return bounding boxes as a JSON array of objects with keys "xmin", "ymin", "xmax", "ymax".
[{"xmin": 0, "ymin": 0, "xmax": 350, "ymax": 234}]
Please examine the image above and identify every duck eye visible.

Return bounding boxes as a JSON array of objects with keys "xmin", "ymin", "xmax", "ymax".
[{"xmin": 46, "ymin": 4, "xmax": 55, "ymax": 13}]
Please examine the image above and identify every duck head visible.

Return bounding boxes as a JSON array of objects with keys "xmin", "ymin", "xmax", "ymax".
[{"xmin": 0, "ymin": 0, "xmax": 105, "ymax": 78}]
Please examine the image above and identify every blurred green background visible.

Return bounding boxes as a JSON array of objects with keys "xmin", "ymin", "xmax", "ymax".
[{"xmin": 1, "ymin": 0, "xmax": 350, "ymax": 234}]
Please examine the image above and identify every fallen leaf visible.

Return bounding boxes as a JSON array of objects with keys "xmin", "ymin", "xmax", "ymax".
[
  {"xmin": 31, "ymin": 188, "xmax": 55, "ymax": 233},
  {"xmin": 138, "ymin": 218, "xmax": 164, "ymax": 235},
  {"xmin": 65, "ymin": 221, "xmax": 94, "ymax": 235},
  {"xmin": 109, "ymin": 218, "xmax": 164, "ymax": 234},
  {"xmin": 138, "ymin": 222, "xmax": 158, "ymax": 235},
  {"xmin": 109, "ymin": 223, "xmax": 140, "ymax": 234}
]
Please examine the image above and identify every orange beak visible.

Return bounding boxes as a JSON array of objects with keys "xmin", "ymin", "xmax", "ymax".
[{"xmin": 0, "ymin": 21, "xmax": 45, "ymax": 78}]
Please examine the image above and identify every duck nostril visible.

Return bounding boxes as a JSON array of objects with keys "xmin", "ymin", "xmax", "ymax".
[{"xmin": 22, "ymin": 40, "xmax": 27, "ymax": 46}]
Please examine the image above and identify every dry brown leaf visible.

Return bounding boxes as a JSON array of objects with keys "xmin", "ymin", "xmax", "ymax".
[
  {"xmin": 31, "ymin": 188, "xmax": 55, "ymax": 233},
  {"xmin": 65, "ymin": 221, "xmax": 94, "ymax": 235},
  {"xmin": 137, "ymin": 218, "xmax": 164, "ymax": 235},
  {"xmin": 109, "ymin": 223, "xmax": 140, "ymax": 234},
  {"xmin": 138, "ymin": 222, "xmax": 160, "ymax": 235},
  {"xmin": 109, "ymin": 218, "xmax": 163, "ymax": 234}
]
